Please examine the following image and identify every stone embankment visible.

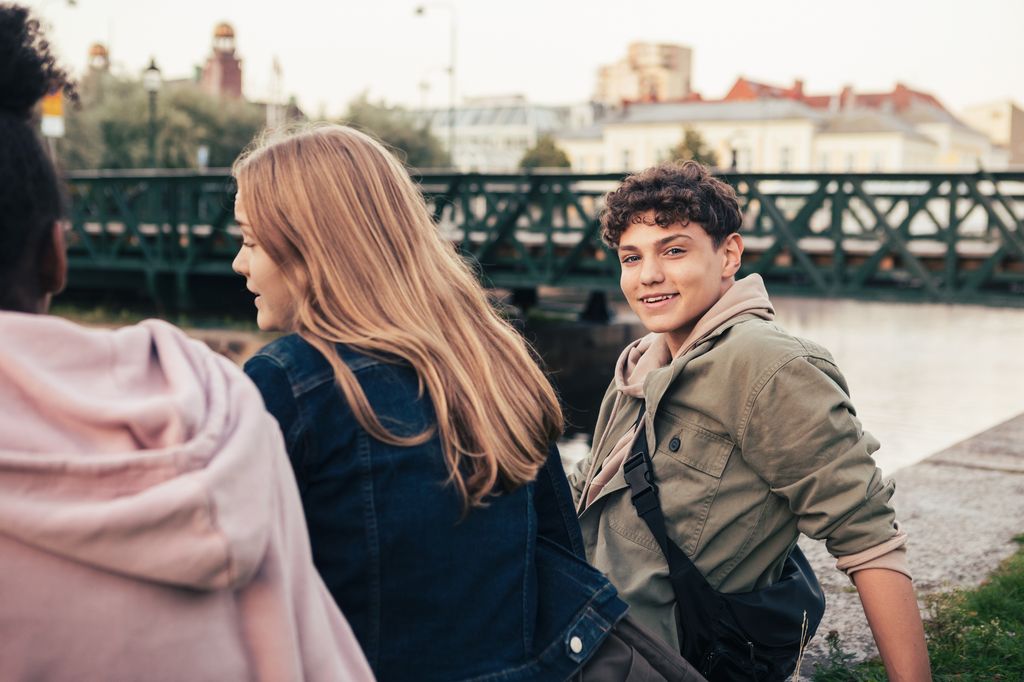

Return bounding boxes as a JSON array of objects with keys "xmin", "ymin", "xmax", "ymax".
[{"xmin": 799, "ymin": 412, "xmax": 1024, "ymax": 675}]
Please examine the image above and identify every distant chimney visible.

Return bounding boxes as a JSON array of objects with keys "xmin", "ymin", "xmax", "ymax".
[
  {"xmin": 792, "ymin": 79, "xmax": 804, "ymax": 98},
  {"xmin": 892, "ymin": 83, "xmax": 911, "ymax": 111},
  {"xmin": 840, "ymin": 85, "xmax": 855, "ymax": 111}
]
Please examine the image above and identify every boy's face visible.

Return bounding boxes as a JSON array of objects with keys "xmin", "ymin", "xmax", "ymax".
[{"xmin": 618, "ymin": 210, "xmax": 742, "ymax": 355}]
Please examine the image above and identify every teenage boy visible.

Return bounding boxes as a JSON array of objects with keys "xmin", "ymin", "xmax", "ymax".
[{"xmin": 570, "ymin": 162, "xmax": 931, "ymax": 680}]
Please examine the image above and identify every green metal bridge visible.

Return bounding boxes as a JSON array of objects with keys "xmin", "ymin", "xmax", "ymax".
[{"xmin": 62, "ymin": 169, "xmax": 1024, "ymax": 312}]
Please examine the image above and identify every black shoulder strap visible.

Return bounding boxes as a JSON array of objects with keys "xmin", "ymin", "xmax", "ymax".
[
  {"xmin": 623, "ymin": 406, "xmax": 718, "ymax": 660},
  {"xmin": 622, "ymin": 412, "xmax": 673, "ymax": 558},
  {"xmin": 622, "ymin": 406, "xmax": 696, "ymax": 570}
]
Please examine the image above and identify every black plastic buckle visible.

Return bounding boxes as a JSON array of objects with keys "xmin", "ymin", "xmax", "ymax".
[{"xmin": 623, "ymin": 451, "xmax": 659, "ymax": 513}]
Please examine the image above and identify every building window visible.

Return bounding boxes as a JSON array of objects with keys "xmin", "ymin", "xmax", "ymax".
[
  {"xmin": 622, "ymin": 149, "xmax": 631, "ymax": 170},
  {"xmin": 779, "ymin": 146, "xmax": 791, "ymax": 172},
  {"xmin": 736, "ymin": 147, "xmax": 750, "ymax": 172}
]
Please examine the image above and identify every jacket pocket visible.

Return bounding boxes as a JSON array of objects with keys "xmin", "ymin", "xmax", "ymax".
[
  {"xmin": 652, "ymin": 416, "xmax": 735, "ymax": 555},
  {"xmin": 658, "ymin": 419, "xmax": 733, "ymax": 477}
]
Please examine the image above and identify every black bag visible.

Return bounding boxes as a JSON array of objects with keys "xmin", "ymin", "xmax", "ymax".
[
  {"xmin": 623, "ymin": 416, "xmax": 825, "ymax": 682},
  {"xmin": 576, "ymin": 613, "xmax": 707, "ymax": 682}
]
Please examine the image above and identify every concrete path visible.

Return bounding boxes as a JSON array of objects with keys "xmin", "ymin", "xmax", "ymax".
[{"xmin": 799, "ymin": 411, "xmax": 1024, "ymax": 675}]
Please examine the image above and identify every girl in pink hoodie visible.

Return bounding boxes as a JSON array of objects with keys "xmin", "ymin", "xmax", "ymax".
[{"xmin": 0, "ymin": 6, "xmax": 373, "ymax": 680}]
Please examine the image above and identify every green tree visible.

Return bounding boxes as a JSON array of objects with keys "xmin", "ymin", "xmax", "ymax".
[
  {"xmin": 520, "ymin": 135, "xmax": 571, "ymax": 169},
  {"xmin": 667, "ymin": 127, "xmax": 719, "ymax": 168},
  {"xmin": 61, "ymin": 73, "xmax": 266, "ymax": 170},
  {"xmin": 341, "ymin": 93, "xmax": 449, "ymax": 169}
]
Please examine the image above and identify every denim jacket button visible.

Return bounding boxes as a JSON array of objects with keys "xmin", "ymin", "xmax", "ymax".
[
  {"xmin": 569, "ymin": 636, "xmax": 583, "ymax": 654},
  {"xmin": 669, "ymin": 436, "xmax": 681, "ymax": 452}
]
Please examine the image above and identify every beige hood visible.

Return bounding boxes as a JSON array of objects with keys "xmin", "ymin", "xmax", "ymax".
[{"xmin": 582, "ymin": 275, "xmax": 775, "ymax": 509}]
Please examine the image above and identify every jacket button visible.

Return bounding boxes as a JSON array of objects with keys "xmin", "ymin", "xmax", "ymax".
[
  {"xmin": 569, "ymin": 636, "xmax": 583, "ymax": 654},
  {"xmin": 669, "ymin": 436, "xmax": 681, "ymax": 452}
]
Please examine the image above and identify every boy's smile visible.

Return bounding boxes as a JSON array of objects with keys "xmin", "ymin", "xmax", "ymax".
[{"xmin": 618, "ymin": 210, "xmax": 743, "ymax": 355}]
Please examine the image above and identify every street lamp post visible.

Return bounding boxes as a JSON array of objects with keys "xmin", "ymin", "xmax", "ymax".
[
  {"xmin": 414, "ymin": 3, "xmax": 456, "ymax": 168},
  {"xmin": 142, "ymin": 58, "xmax": 162, "ymax": 168}
]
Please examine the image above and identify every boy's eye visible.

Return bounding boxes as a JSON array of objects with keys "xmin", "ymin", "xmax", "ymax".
[
  {"xmin": 621, "ymin": 254, "xmax": 640, "ymax": 264},
  {"xmin": 665, "ymin": 247, "xmax": 686, "ymax": 256}
]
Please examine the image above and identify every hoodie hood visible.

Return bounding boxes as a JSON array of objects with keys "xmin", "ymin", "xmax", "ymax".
[
  {"xmin": 614, "ymin": 273, "xmax": 775, "ymax": 395},
  {"xmin": 0, "ymin": 312, "xmax": 281, "ymax": 591},
  {"xmin": 580, "ymin": 275, "xmax": 775, "ymax": 511}
]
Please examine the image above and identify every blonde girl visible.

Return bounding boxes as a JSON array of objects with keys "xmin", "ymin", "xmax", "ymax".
[{"xmin": 232, "ymin": 125, "xmax": 635, "ymax": 681}]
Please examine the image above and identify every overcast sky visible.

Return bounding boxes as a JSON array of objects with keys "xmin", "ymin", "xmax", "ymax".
[{"xmin": 25, "ymin": 0, "xmax": 1024, "ymax": 117}]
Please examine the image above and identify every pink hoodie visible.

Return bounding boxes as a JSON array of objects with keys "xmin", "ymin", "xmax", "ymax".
[{"xmin": 0, "ymin": 312, "xmax": 374, "ymax": 682}]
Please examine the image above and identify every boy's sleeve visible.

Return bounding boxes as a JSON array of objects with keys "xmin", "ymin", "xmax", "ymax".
[
  {"xmin": 566, "ymin": 451, "xmax": 591, "ymax": 506},
  {"xmin": 738, "ymin": 354, "xmax": 899, "ymax": 559},
  {"xmin": 568, "ymin": 379, "xmax": 621, "ymax": 506}
]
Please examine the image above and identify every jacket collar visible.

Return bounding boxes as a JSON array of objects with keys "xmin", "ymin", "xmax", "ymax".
[{"xmin": 581, "ymin": 313, "xmax": 764, "ymax": 512}]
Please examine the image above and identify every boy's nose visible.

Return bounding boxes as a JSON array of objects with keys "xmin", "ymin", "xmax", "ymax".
[{"xmin": 639, "ymin": 258, "xmax": 664, "ymax": 284}]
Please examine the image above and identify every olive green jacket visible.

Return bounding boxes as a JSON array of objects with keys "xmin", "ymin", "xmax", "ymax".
[{"xmin": 570, "ymin": 315, "xmax": 898, "ymax": 649}]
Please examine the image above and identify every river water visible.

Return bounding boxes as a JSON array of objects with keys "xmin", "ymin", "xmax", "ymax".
[
  {"xmin": 772, "ymin": 297, "xmax": 1024, "ymax": 474},
  {"xmin": 180, "ymin": 292, "xmax": 1024, "ymax": 476},
  {"xmin": 555, "ymin": 297, "xmax": 1024, "ymax": 475}
]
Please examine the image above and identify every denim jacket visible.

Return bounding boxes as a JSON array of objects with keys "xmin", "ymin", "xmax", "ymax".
[{"xmin": 245, "ymin": 334, "xmax": 627, "ymax": 681}]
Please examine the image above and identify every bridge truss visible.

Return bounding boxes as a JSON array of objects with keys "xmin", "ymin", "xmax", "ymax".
[{"xmin": 63, "ymin": 170, "xmax": 1024, "ymax": 310}]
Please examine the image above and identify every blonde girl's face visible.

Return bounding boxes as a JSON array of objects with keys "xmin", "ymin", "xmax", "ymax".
[{"xmin": 231, "ymin": 193, "xmax": 296, "ymax": 332}]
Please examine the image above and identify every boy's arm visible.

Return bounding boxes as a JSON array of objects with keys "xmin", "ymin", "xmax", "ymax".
[
  {"xmin": 740, "ymin": 354, "xmax": 897, "ymax": 556},
  {"xmin": 739, "ymin": 353, "xmax": 930, "ymax": 676},
  {"xmin": 854, "ymin": 569, "xmax": 932, "ymax": 681},
  {"xmin": 569, "ymin": 380, "xmax": 621, "ymax": 507}
]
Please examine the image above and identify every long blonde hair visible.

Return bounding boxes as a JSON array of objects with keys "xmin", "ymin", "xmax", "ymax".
[{"xmin": 234, "ymin": 124, "xmax": 563, "ymax": 508}]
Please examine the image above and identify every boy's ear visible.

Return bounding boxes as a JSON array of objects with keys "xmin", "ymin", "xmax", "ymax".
[
  {"xmin": 721, "ymin": 233, "xmax": 743, "ymax": 278},
  {"xmin": 39, "ymin": 221, "xmax": 68, "ymax": 297}
]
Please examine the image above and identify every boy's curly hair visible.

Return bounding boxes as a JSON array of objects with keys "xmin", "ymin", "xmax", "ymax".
[{"xmin": 600, "ymin": 161, "xmax": 742, "ymax": 248}]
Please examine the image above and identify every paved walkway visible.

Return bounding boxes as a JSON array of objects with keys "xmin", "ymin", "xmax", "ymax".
[{"xmin": 799, "ymin": 411, "xmax": 1024, "ymax": 675}]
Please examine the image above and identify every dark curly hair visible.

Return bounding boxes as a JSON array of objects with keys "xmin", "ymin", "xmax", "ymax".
[
  {"xmin": 0, "ymin": 4, "xmax": 74, "ymax": 312},
  {"xmin": 600, "ymin": 161, "xmax": 742, "ymax": 248}
]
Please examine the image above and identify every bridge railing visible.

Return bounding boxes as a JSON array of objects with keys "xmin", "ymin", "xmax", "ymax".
[{"xmin": 62, "ymin": 169, "xmax": 1024, "ymax": 308}]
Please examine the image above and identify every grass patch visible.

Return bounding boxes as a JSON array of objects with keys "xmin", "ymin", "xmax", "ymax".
[{"xmin": 813, "ymin": 535, "xmax": 1024, "ymax": 680}]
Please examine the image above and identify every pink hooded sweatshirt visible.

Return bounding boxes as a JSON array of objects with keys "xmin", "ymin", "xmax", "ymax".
[{"xmin": 0, "ymin": 312, "xmax": 374, "ymax": 682}]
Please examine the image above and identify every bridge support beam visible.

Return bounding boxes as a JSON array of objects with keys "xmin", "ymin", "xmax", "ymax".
[
  {"xmin": 511, "ymin": 287, "xmax": 539, "ymax": 315},
  {"xmin": 579, "ymin": 291, "xmax": 611, "ymax": 324}
]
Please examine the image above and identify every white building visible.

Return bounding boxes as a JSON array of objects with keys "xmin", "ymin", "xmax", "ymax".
[
  {"xmin": 557, "ymin": 82, "xmax": 1004, "ymax": 173},
  {"xmin": 814, "ymin": 111, "xmax": 937, "ymax": 172},
  {"xmin": 960, "ymin": 100, "xmax": 1024, "ymax": 167},
  {"xmin": 558, "ymin": 100, "xmax": 826, "ymax": 172},
  {"xmin": 412, "ymin": 95, "xmax": 571, "ymax": 171},
  {"xmin": 901, "ymin": 102, "xmax": 1000, "ymax": 170}
]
